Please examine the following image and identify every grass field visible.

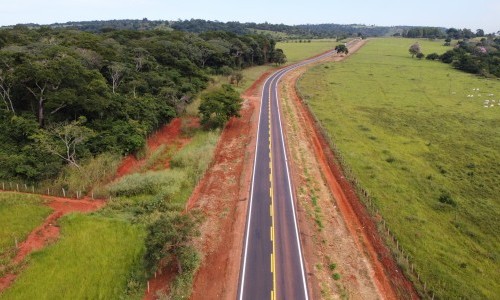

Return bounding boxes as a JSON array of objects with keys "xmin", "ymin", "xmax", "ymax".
[
  {"xmin": 277, "ymin": 39, "xmax": 337, "ymax": 64},
  {"xmin": 298, "ymin": 38, "xmax": 500, "ymax": 298},
  {"xmin": 0, "ymin": 193, "xmax": 52, "ymax": 266},
  {"xmin": 1, "ymin": 213, "xmax": 145, "ymax": 300}
]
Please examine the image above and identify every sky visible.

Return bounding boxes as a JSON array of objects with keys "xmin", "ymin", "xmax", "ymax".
[{"xmin": 1, "ymin": 0, "xmax": 499, "ymax": 33}]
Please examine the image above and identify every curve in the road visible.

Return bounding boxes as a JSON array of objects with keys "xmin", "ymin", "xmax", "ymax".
[{"xmin": 239, "ymin": 40, "xmax": 359, "ymax": 300}]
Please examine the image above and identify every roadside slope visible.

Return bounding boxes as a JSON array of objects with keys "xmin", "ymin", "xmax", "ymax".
[{"xmin": 279, "ymin": 40, "xmax": 417, "ymax": 299}]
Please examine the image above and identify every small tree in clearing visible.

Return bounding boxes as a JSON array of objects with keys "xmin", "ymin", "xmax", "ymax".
[
  {"xmin": 409, "ymin": 42, "xmax": 421, "ymax": 58},
  {"xmin": 335, "ymin": 44, "xmax": 349, "ymax": 55}
]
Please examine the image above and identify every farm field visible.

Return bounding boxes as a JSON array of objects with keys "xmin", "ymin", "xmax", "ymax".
[
  {"xmin": 298, "ymin": 38, "xmax": 500, "ymax": 298},
  {"xmin": 1, "ymin": 214, "xmax": 145, "ymax": 300},
  {"xmin": 277, "ymin": 39, "xmax": 337, "ymax": 63},
  {"xmin": 0, "ymin": 193, "xmax": 52, "ymax": 266}
]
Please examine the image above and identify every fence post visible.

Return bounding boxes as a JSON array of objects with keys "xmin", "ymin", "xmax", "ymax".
[
  {"xmin": 2, "ymin": 182, "xmax": 4, "ymax": 190},
  {"xmin": 24, "ymin": 184, "xmax": 27, "ymax": 191},
  {"xmin": 16, "ymin": 183, "xmax": 19, "ymax": 191},
  {"xmin": 32, "ymin": 186, "xmax": 35, "ymax": 193},
  {"xmin": 47, "ymin": 188, "xmax": 50, "ymax": 195},
  {"xmin": 91, "ymin": 191, "xmax": 94, "ymax": 200},
  {"xmin": 62, "ymin": 188, "xmax": 66, "ymax": 197}
]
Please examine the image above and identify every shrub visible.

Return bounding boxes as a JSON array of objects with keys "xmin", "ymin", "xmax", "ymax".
[
  {"xmin": 426, "ymin": 53, "xmax": 440, "ymax": 60},
  {"xmin": 438, "ymin": 191, "xmax": 457, "ymax": 207}
]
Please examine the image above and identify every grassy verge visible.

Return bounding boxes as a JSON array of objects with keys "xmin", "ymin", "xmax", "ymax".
[
  {"xmin": 0, "ymin": 193, "xmax": 52, "ymax": 268},
  {"xmin": 103, "ymin": 128, "xmax": 218, "ymax": 299},
  {"xmin": 298, "ymin": 38, "xmax": 499, "ymax": 298},
  {"xmin": 1, "ymin": 213, "xmax": 145, "ymax": 300}
]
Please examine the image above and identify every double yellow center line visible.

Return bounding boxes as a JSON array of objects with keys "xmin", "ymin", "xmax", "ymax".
[{"xmin": 269, "ymin": 90, "xmax": 277, "ymax": 300}]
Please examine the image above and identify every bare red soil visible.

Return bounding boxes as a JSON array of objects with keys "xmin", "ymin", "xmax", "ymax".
[
  {"xmin": 143, "ymin": 264, "xmax": 177, "ymax": 300},
  {"xmin": 185, "ymin": 72, "xmax": 271, "ymax": 300},
  {"xmin": 1, "ymin": 116, "xmax": 195, "ymax": 295},
  {"xmin": 116, "ymin": 117, "xmax": 196, "ymax": 177},
  {"xmin": 0, "ymin": 196, "xmax": 105, "ymax": 292}
]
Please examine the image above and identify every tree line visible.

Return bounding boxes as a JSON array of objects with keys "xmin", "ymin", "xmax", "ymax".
[
  {"xmin": 3, "ymin": 19, "xmax": 445, "ymax": 40},
  {"xmin": 409, "ymin": 37, "xmax": 500, "ymax": 77},
  {"xmin": 0, "ymin": 26, "xmax": 280, "ymax": 181}
]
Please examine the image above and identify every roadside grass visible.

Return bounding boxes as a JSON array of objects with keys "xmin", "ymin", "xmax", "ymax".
[
  {"xmin": 298, "ymin": 38, "xmax": 500, "ymax": 298},
  {"xmin": 277, "ymin": 39, "xmax": 336, "ymax": 64},
  {"xmin": 107, "ymin": 130, "xmax": 218, "ymax": 204},
  {"xmin": 0, "ymin": 213, "xmax": 146, "ymax": 300},
  {"xmin": 50, "ymin": 152, "xmax": 122, "ymax": 195},
  {"xmin": 0, "ymin": 193, "xmax": 52, "ymax": 268}
]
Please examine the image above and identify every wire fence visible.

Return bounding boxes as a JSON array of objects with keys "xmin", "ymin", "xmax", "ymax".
[
  {"xmin": 295, "ymin": 82, "xmax": 436, "ymax": 299},
  {"xmin": 0, "ymin": 181, "xmax": 107, "ymax": 200}
]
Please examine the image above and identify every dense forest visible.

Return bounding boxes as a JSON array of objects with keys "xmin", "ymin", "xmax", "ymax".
[
  {"xmin": 3, "ymin": 19, "xmax": 430, "ymax": 39},
  {"xmin": 0, "ymin": 26, "xmax": 278, "ymax": 181}
]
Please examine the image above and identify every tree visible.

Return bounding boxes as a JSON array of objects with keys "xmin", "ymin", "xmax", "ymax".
[
  {"xmin": 199, "ymin": 84, "xmax": 243, "ymax": 128},
  {"xmin": 33, "ymin": 117, "xmax": 95, "ymax": 169},
  {"xmin": 476, "ymin": 29, "xmax": 485, "ymax": 37},
  {"xmin": 335, "ymin": 44, "xmax": 349, "ymax": 55},
  {"xmin": 230, "ymin": 71, "xmax": 243, "ymax": 86},
  {"xmin": 108, "ymin": 62, "xmax": 127, "ymax": 94},
  {"xmin": 272, "ymin": 48, "xmax": 287, "ymax": 65},
  {"xmin": 409, "ymin": 42, "xmax": 421, "ymax": 58},
  {"xmin": 0, "ymin": 56, "xmax": 15, "ymax": 114},
  {"xmin": 144, "ymin": 212, "xmax": 200, "ymax": 274}
]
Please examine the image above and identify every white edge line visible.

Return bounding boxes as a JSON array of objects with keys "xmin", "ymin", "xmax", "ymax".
[
  {"xmin": 239, "ymin": 48, "xmax": 337, "ymax": 300},
  {"xmin": 272, "ymin": 51, "xmax": 336, "ymax": 300}
]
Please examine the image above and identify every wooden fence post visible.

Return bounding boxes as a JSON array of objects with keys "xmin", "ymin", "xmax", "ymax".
[{"xmin": 62, "ymin": 188, "xmax": 66, "ymax": 197}]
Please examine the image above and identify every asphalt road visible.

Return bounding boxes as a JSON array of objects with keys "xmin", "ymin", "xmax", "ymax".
[{"xmin": 238, "ymin": 47, "xmax": 345, "ymax": 300}]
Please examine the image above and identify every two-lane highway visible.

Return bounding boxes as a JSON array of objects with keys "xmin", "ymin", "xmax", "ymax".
[{"xmin": 238, "ymin": 45, "xmax": 350, "ymax": 299}]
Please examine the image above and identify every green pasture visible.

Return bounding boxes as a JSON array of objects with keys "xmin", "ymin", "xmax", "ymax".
[
  {"xmin": 0, "ymin": 193, "xmax": 52, "ymax": 266},
  {"xmin": 277, "ymin": 39, "xmax": 337, "ymax": 64},
  {"xmin": 298, "ymin": 38, "xmax": 500, "ymax": 298},
  {"xmin": 1, "ymin": 214, "xmax": 145, "ymax": 300}
]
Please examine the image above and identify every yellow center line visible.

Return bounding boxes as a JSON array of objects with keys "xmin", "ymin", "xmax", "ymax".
[{"xmin": 269, "ymin": 90, "xmax": 276, "ymax": 300}]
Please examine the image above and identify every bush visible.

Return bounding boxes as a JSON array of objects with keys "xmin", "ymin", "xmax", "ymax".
[
  {"xmin": 426, "ymin": 53, "xmax": 440, "ymax": 60},
  {"xmin": 416, "ymin": 52, "xmax": 425, "ymax": 59},
  {"xmin": 438, "ymin": 191, "xmax": 457, "ymax": 207}
]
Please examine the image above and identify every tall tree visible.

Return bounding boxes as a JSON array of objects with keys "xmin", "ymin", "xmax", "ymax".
[
  {"xmin": 409, "ymin": 42, "xmax": 421, "ymax": 58},
  {"xmin": 33, "ymin": 117, "xmax": 95, "ymax": 168},
  {"xmin": 272, "ymin": 48, "xmax": 287, "ymax": 65}
]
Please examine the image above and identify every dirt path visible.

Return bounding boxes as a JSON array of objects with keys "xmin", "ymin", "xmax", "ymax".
[
  {"xmin": 0, "ymin": 195, "xmax": 104, "ymax": 292},
  {"xmin": 279, "ymin": 40, "xmax": 418, "ymax": 299}
]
